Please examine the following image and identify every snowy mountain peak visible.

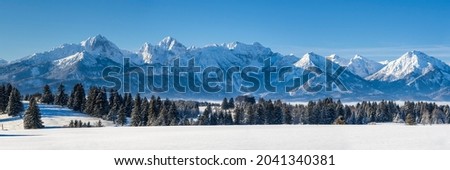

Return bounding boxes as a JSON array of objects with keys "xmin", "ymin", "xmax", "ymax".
[
  {"xmin": 223, "ymin": 41, "xmax": 272, "ymax": 57},
  {"xmin": 81, "ymin": 34, "xmax": 109, "ymax": 47},
  {"xmin": 80, "ymin": 35, "xmax": 123, "ymax": 63},
  {"xmin": 158, "ymin": 36, "xmax": 186, "ymax": 51},
  {"xmin": 295, "ymin": 52, "xmax": 326, "ymax": 68},
  {"xmin": 346, "ymin": 54, "xmax": 383, "ymax": 78},
  {"xmin": 353, "ymin": 54, "xmax": 363, "ymax": 60},
  {"xmin": 379, "ymin": 60, "xmax": 389, "ymax": 65},
  {"xmin": 0, "ymin": 58, "xmax": 8, "ymax": 65},
  {"xmin": 327, "ymin": 54, "xmax": 349, "ymax": 66},
  {"xmin": 367, "ymin": 51, "xmax": 450, "ymax": 81},
  {"xmin": 138, "ymin": 42, "xmax": 153, "ymax": 63}
]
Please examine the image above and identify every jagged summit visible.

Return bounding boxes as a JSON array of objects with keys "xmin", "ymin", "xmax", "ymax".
[
  {"xmin": 0, "ymin": 58, "xmax": 8, "ymax": 65},
  {"xmin": 367, "ymin": 50, "xmax": 450, "ymax": 82},
  {"xmin": 294, "ymin": 52, "xmax": 325, "ymax": 68},
  {"xmin": 327, "ymin": 54, "xmax": 349, "ymax": 66},
  {"xmin": 346, "ymin": 54, "xmax": 383, "ymax": 77},
  {"xmin": 158, "ymin": 36, "xmax": 186, "ymax": 51}
]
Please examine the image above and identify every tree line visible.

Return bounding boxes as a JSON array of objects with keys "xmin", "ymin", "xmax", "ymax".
[{"xmin": 5, "ymin": 82, "xmax": 450, "ymax": 129}]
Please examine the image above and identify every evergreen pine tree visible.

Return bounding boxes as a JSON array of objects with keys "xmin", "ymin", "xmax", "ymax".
[
  {"xmin": 41, "ymin": 84, "xmax": 54, "ymax": 104},
  {"xmin": 221, "ymin": 97, "xmax": 228, "ymax": 110},
  {"xmin": 5, "ymin": 88, "xmax": 24, "ymax": 117},
  {"xmin": 23, "ymin": 98, "xmax": 44, "ymax": 129},
  {"xmin": 93, "ymin": 88, "xmax": 109, "ymax": 118},
  {"xmin": 264, "ymin": 100, "xmax": 274, "ymax": 124},
  {"xmin": 168, "ymin": 102, "xmax": 179, "ymax": 125},
  {"xmin": 233, "ymin": 106, "xmax": 244, "ymax": 125},
  {"xmin": 228, "ymin": 97, "xmax": 235, "ymax": 109},
  {"xmin": 156, "ymin": 104, "xmax": 169, "ymax": 126},
  {"xmin": 256, "ymin": 103, "xmax": 265, "ymax": 124},
  {"xmin": 245, "ymin": 104, "xmax": 256, "ymax": 124},
  {"xmin": 106, "ymin": 90, "xmax": 122, "ymax": 122},
  {"xmin": 272, "ymin": 100, "xmax": 283, "ymax": 124},
  {"xmin": 84, "ymin": 87, "xmax": 99, "ymax": 115},
  {"xmin": 116, "ymin": 105, "xmax": 127, "ymax": 126},
  {"xmin": 282, "ymin": 104, "xmax": 292, "ymax": 124},
  {"xmin": 198, "ymin": 104, "xmax": 212, "ymax": 125},
  {"xmin": 5, "ymin": 83, "xmax": 12, "ymax": 99},
  {"xmin": 140, "ymin": 98, "xmax": 149, "ymax": 126},
  {"xmin": 147, "ymin": 96, "xmax": 158, "ymax": 126},
  {"xmin": 0, "ymin": 84, "xmax": 8, "ymax": 112},
  {"xmin": 210, "ymin": 112, "xmax": 218, "ymax": 125},
  {"xmin": 69, "ymin": 83, "xmax": 85, "ymax": 112},
  {"xmin": 124, "ymin": 93, "xmax": 133, "ymax": 117},
  {"xmin": 54, "ymin": 83, "xmax": 68, "ymax": 106},
  {"xmin": 130, "ymin": 93, "xmax": 142, "ymax": 126}
]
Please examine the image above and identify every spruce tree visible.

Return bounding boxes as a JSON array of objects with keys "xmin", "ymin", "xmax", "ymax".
[
  {"xmin": 41, "ymin": 84, "xmax": 54, "ymax": 104},
  {"xmin": 23, "ymin": 98, "xmax": 44, "ymax": 129},
  {"xmin": 264, "ymin": 100, "xmax": 274, "ymax": 124},
  {"xmin": 140, "ymin": 98, "xmax": 149, "ymax": 126},
  {"xmin": 84, "ymin": 87, "xmax": 99, "ymax": 115},
  {"xmin": 95, "ymin": 89, "xmax": 110, "ymax": 118},
  {"xmin": 106, "ymin": 89, "xmax": 122, "ymax": 122},
  {"xmin": 221, "ymin": 97, "xmax": 228, "ymax": 110},
  {"xmin": 124, "ymin": 93, "xmax": 133, "ymax": 117},
  {"xmin": 116, "ymin": 105, "xmax": 127, "ymax": 126},
  {"xmin": 5, "ymin": 88, "xmax": 24, "ymax": 117},
  {"xmin": 168, "ymin": 102, "xmax": 178, "ymax": 125},
  {"xmin": 198, "ymin": 104, "xmax": 211, "ymax": 125},
  {"xmin": 130, "ymin": 93, "xmax": 142, "ymax": 126},
  {"xmin": 271, "ymin": 100, "xmax": 283, "ymax": 124},
  {"xmin": 69, "ymin": 83, "xmax": 85, "ymax": 112},
  {"xmin": 256, "ymin": 103, "xmax": 265, "ymax": 124},
  {"xmin": 156, "ymin": 104, "xmax": 169, "ymax": 126},
  {"xmin": 282, "ymin": 104, "xmax": 292, "ymax": 124},
  {"xmin": 0, "ymin": 84, "xmax": 7, "ymax": 112},
  {"xmin": 228, "ymin": 97, "xmax": 235, "ymax": 109},
  {"xmin": 245, "ymin": 104, "xmax": 256, "ymax": 124},
  {"xmin": 233, "ymin": 106, "xmax": 244, "ymax": 125},
  {"xmin": 54, "ymin": 83, "xmax": 68, "ymax": 106},
  {"xmin": 147, "ymin": 96, "xmax": 158, "ymax": 126}
]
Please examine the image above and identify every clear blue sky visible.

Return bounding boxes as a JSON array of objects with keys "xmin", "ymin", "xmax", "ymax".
[{"xmin": 1, "ymin": 0, "xmax": 450, "ymax": 63}]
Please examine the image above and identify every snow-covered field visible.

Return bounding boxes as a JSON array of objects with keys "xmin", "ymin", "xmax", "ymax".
[
  {"xmin": 0, "ymin": 103, "xmax": 114, "ymax": 131},
  {"xmin": 1, "ymin": 103, "xmax": 450, "ymax": 150},
  {"xmin": 0, "ymin": 124, "xmax": 449, "ymax": 150}
]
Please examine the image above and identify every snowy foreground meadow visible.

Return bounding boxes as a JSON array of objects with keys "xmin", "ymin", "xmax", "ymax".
[{"xmin": 1, "ymin": 104, "xmax": 450, "ymax": 150}]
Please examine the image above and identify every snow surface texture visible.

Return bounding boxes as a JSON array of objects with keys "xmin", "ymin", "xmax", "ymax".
[
  {"xmin": 0, "ymin": 103, "xmax": 113, "ymax": 131},
  {"xmin": 0, "ymin": 125, "xmax": 449, "ymax": 150}
]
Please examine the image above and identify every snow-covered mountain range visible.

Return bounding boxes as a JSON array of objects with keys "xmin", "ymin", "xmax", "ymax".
[{"xmin": 0, "ymin": 35, "xmax": 449, "ymax": 101}]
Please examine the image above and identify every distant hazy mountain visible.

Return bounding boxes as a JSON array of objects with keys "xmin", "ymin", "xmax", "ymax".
[{"xmin": 0, "ymin": 58, "xmax": 8, "ymax": 66}]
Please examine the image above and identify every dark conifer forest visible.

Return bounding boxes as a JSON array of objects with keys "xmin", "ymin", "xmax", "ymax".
[{"xmin": 2, "ymin": 83, "xmax": 450, "ymax": 128}]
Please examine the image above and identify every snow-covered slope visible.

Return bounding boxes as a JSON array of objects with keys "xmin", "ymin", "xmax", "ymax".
[
  {"xmin": 0, "ymin": 58, "xmax": 8, "ymax": 65},
  {"xmin": 326, "ymin": 54, "xmax": 383, "ymax": 78},
  {"xmin": 346, "ymin": 55, "xmax": 383, "ymax": 78},
  {"xmin": 292, "ymin": 53, "xmax": 382, "ymax": 99},
  {"xmin": 0, "ymin": 102, "xmax": 113, "ymax": 131},
  {"xmin": 367, "ymin": 51, "xmax": 450, "ymax": 82},
  {"xmin": 327, "ymin": 54, "xmax": 349, "ymax": 66}
]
